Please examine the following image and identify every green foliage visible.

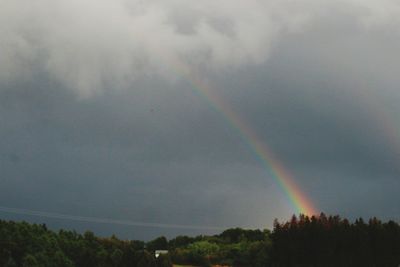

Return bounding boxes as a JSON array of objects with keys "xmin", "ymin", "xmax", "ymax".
[
  {"xmin": 219, "ymin": 228, "xmax": 266, "ymax": 243},
  {"xmin": 0, "ymin": 219, "xmax": 152, "ymax": 267},
  {"xmin": 1, "ymin": 214, "xmax": 400, "ymax": 267},
  {"xmin": 21, "ymin": 254, "xmax": 40, "ymax": 267},
  {"xmin": 169, "ymin": 230, "xmax": 272, "ymax": 267},
  {"xmin": 187, "ymin": 241, "xmax": 219, "ymax": 256},
  {"xmin": 155, "ymin": 254, "xmax": 172, "ymax": 267},
  {"xmin": 272, "ymin": 213, "xmax": 400, "ymax": 267},
  {"xmin": 146, "ymin": 236, "xmax": 168, "ymax": 251},
  {"xmin": 135, "ymin": 250, "xmax": 156, "ymax": 267},
  {"xmin": 168, "ymin": 235, "xmax": 195, "ymax": 249}
]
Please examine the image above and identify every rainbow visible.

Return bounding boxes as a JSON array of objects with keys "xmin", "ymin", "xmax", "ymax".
[{"xmin": 170, "ymin": 59, "xmax": 317, "ymax": 216}]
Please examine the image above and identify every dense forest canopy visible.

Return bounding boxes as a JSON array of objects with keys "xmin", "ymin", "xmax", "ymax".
[{"xmin": 1, "ymin": 214, "xmax": 400, "ymax": 267}]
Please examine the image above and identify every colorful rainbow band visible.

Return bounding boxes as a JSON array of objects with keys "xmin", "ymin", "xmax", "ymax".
[{"xmin": 171, "ymin": 59, "xmax": 317, "ymax": 216}]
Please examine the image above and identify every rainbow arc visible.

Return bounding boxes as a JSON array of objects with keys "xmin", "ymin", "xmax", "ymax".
[{"xmin": 171, "ymin": 59, "xmax": 317, "ymax": 215}]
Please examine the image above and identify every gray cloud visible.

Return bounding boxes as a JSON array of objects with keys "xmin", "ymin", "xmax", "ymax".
[{"xmin": 2, "ymin": 0, "xmax": 400, "ymax": 95}]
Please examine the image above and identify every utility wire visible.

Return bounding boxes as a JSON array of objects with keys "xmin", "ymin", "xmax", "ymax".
[{"xmin": 0, "ymin": 206, "xmax": 225, "ymax": 231}]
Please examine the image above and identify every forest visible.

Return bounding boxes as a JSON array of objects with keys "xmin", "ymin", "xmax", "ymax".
[{"xmin": 1, "ymin": 213, "xmax": 400, "ymax": 267}]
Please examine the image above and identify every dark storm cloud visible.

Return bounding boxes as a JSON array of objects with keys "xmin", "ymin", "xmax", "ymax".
[
  {"xmin": 208, "ymin": 16, "xmax": 400, "ymax": 221},
  {"xmin": 0, "ymin": 76, "xmax": 278, "ymax": 238},
  {"xmin": 1, "ymin": 0, "xmax": 400, "ymax": 239}
]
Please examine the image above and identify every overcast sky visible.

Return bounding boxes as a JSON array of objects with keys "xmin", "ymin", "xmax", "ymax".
[{"xmin": 1, "ymin": 0, "xmax": 400, "ymax": 240}]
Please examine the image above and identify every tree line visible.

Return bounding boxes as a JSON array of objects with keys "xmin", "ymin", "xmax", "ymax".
[{"xmin": 0, "ymin": 213, "xmax": 399, "ymax": 267}]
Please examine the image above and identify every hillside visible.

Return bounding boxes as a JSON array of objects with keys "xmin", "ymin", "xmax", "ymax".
[{"xmin": 1, "ymin": 214, "xmax": 400, "ymax": 267}]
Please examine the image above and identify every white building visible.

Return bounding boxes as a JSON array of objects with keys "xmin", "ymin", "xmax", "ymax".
[{"xmin": 154, "ymin": 250, "xmax": 168, "ymax": 258}]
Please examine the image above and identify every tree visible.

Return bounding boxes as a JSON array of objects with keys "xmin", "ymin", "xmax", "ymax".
[
  {"xmin": 22, "ymin": 254, "xmax": 40, "ymax": 267},
  {"xmin": 146, "ymin": 236, "xmax": 168, "ymax": 252},
  {"xmin": 53, "ymin": 251, "xmax": 74, "ymax": 267},
  {"xmin": 155, "ymin": 254, "xmax": 172, "ymax": 267},
  {"xmin": 110, "ymin": 249, "xmax": 123, "ymax": 266},
  {"xmin": 135, "ymin": 250, "xmax": 156, "ymax": 267}
]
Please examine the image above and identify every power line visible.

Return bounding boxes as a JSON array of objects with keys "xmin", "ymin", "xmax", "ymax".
[{"xmin": 0, "ymin": 206, "xmax": 225, "ymax": 231}]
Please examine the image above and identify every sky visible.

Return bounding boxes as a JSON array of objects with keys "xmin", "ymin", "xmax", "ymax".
[{"xmin": 1, "ymin": 0, "xmax": 400, "ymax": 240}]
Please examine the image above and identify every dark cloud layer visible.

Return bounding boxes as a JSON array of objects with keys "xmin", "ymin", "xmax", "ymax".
[{"xmin": 1, "ymin": 1, "xmax": 400, "ymax": 239}]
